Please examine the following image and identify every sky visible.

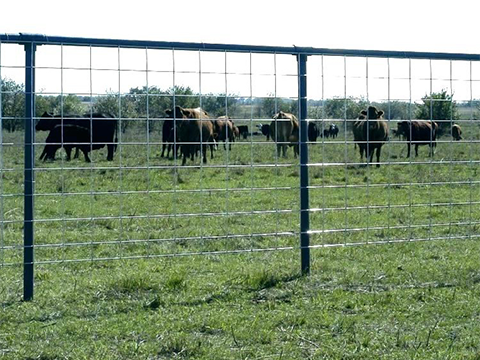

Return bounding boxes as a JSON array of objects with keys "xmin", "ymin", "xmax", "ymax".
[
  {"xmin": 1, "ymin": 0, "xmax": 480, "ymax": 102},
  {"xmin": 2, "ymin": 0, "xmax": 478, "ymax": 53}
]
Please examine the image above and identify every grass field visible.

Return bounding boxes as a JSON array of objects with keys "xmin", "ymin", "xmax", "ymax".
[{"xmin": 2, "ymin": 118, "xmax": 480, "ymax": 359}]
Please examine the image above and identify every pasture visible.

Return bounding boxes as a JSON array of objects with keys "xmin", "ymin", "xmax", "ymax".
[{"xmin": 2, "ymin": 118, "xmax": 480, "ymax": 359}]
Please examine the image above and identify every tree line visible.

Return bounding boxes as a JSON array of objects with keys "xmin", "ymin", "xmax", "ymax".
[{"xmin": 1, "ymin": 77, "xmax": 477, "ymax": 135}]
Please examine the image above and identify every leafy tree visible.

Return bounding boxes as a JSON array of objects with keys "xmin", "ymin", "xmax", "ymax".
[
  {"xmin": 323, "ymin": 97, "xmax": 369, "ymax": 131},
  {"xmin": 415, "ymin": 90, "xmax": 459, "ymax": 135},
  {"xmin": 58, "ymin": 95, "xmax": 87, "ymax": 115},
  {"xmin": 35, "ymin": 94, "xmax": 87, "ymax": 115},
  {"xmin": 93, "ymin": 92, "xmax": 136, "ymax": 133},
  {"xmin": 260, "ymin": 96, "xmax": 298, "ymax": 118},
  {"xmin": 201, "ymin": 94, "xmax": 239, "ymax": 118},
  {"xmin": 1, "ymin": 77, "xmax": 25, "ymax": 132},
  {"xmin": 376, "ymin": 101, "xmax": 413, "ymax": 120}
]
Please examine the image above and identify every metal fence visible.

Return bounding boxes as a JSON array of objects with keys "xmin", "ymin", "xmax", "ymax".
[{"xmin": 1, "ymin": 33, "xmax": 480, "ymax": 300}]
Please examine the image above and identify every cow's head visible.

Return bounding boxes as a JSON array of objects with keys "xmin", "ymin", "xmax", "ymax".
[
  {"xmin": 165, "ymin": 106, "xmax": 186, "ymax": 119},
  {"xmin": 35, "ymin": 112, "xmax": 56, "ymax": 131},
  {"xmin": 273, "ymin": 111, "xmax": 289, "ymax": 120},
  {"xmin": 261, "ymin": 124, "xmax": 270, "ymax": 136},
  {"xmin": 360, "ymin": 106, "xmax": 384, "ymax": 120},
  {"xmin": 396, "ymin": 121, "xmax": 409, "ymax": 137}
]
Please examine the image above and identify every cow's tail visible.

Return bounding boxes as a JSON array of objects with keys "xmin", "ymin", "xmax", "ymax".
[{"xmin": 112, "ymin": 113, "xmax": 119, "ymax": 152}]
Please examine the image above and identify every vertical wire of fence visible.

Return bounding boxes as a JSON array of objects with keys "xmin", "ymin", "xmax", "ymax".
[
  {"xmin": 342, "ymin": 56, "xmax": 349, "ymax": 247},
  {"xmin": 407, "ymin": 59, "xmax": 414, "ymax": 243},
  {"xmin": 468, "ymin": 61, "xmax": 474, "ymax": 243}
]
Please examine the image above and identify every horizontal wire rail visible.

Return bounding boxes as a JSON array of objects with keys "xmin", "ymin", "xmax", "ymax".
[
  {"xmin": 1, "ymin": 217, "xmax": 478, "ymax": 252},
  {"xmin": 2, "ymin": 234, "xmax": 479, "ymax": 267}
]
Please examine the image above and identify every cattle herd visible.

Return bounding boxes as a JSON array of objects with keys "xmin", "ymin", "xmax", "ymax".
[{"xmin": 36, "ymin": 105, "xmax": 463, "ymax": 166}]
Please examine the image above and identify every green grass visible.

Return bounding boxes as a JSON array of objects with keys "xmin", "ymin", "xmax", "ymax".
[{"xmin": 2, "ymin": 122, "xmax": 480, "ymax": 359}]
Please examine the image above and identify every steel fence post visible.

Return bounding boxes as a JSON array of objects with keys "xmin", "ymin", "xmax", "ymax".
[
  {"xmin": 23, "ymin": 41, "xmax": 36, "ymax": 301},
  {"xmin": 298, "ymin": 53, "xmax": 310, "ymax": 274}
]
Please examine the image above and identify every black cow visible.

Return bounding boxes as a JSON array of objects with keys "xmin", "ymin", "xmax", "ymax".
[
  {"xmin": 329, "ymin": 124, "xmax": 339, "ymax": 138},
  {"xmin": 36, "ymin": 112, "xmax": 118, "ymax": 161},
  {"xmin": 237, "ymin": 125, "xmax": 249, "ymax": 139},
  {"xmin": 308, "ymin": 122, "xmax": 320, "ymax": 142},
  {"xmin": 40, "ymin": 124, "xmax": 93, "ymax": 162},
  {"xmin": 260, "ymin": 124, "xmax": 270, "ymax": 140},
  {"xmin": 161, "ymin": 116, "xmax": 176, "ymax": 158}
]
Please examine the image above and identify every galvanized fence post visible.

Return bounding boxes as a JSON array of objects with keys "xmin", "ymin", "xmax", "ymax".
[
  {"xmin": 23, "ymin": 41, "xmax": 36, "ymax": 301},
  {"xmin": 298, "ymin": 53, "xmax": 310, "ymax": 274}
]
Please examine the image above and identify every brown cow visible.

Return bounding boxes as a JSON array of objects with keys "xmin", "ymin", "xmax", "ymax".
[
  {"xmin": 352, "ymin": 106, "xmax": 389, "ymax": 167},
  {"xmin": 213, "ymin": 116, "xmax": 235, "ymax": 150},
  {"xmin": 269, "ymin": 111, "xmax": 299, "ymax": 158},
  {"xmin": 165, "ymin": 106, "xmax": 214, "ymax": 165},
  {"xmin": 396, "ymin": 120, "xmax": 437, "ymax": 157},
  {"xmin": 452, "ymin": 123, "xmax": 462, "ymax": 141}
]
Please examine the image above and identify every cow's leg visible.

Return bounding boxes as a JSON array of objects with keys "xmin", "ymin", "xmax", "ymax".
[
  {"xmin": 181, "ymin": 145, "xmax": 187, "ymax": 165},
  {"xmin": 202, "ymin": 144, "xmax": 208, "ymax": 164},
  {"xmin": 73, "ymin": 147, "xmax": 80, "ymax": 159},
  {"xmin": 415, "ymin": 144, "xmax": 419, "ymax": 157},
  {"xmin": 406, "ymin": 143, "xmax": 411, "ymax": 158},
  {"xmin": 161, "ymin": 144, "xmax": 166, "ymax": 157},
  {"xmin": 174, "ymin": 144, "xmax": 180, "ymax": 160},
  {"xmin": 376, "ymin": 146, "xmax": 382, "ymax": 167},
  {"xmin": 81, "ymin": 147, "xmax": 91, "ymax": 163},
  {"xmin": 45, "ymin": 145, "xmax": 59, "ymax": 161},
  {"xmin": 107, "ymin": 144, "xmax": 114, "ymax": 161},
  {"xmin": 39, "ymin": 146, "xmax": 48, "ymax": 161},
  {"xmin": 65, "ymin": 146, "xmax": 72, "ymax": 161},
  {"xmin": 368, "ymin": 145, "xmax": 375, "ymax": 164},
  {"xmin": 210, "ymin": 143, "xmax": 215, "ymax": 159}
]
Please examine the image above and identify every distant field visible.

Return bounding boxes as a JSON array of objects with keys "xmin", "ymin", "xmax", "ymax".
[{"xmin": 2, "ymin": 120, "xmax": 480, "ymax": 359}]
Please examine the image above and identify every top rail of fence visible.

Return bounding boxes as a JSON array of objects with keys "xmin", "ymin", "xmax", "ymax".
[{"xmin": 2, "ymin": 33, "xmax": 480, "ymax": 61}]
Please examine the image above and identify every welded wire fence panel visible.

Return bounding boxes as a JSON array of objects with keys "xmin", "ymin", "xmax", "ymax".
[
  {"xmin": 2, "ymin": 41, "xmax": 302, "ymax": 270},
  {"xmin": 0, "ymin": 41, "xmax": 27, "ymax": 298},
  {"xmin": 1, "ymin": 35, "xmax": 480, "ymax": 300},
  {"xmin": 306, "ymin": 54, "xmax": 480, "ymax": 249}
]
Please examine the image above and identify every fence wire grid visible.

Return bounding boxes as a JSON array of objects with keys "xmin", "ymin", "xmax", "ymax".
[{"xmin": 1, "ymin": 36, "xmax": 480, "ymax": 295}]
